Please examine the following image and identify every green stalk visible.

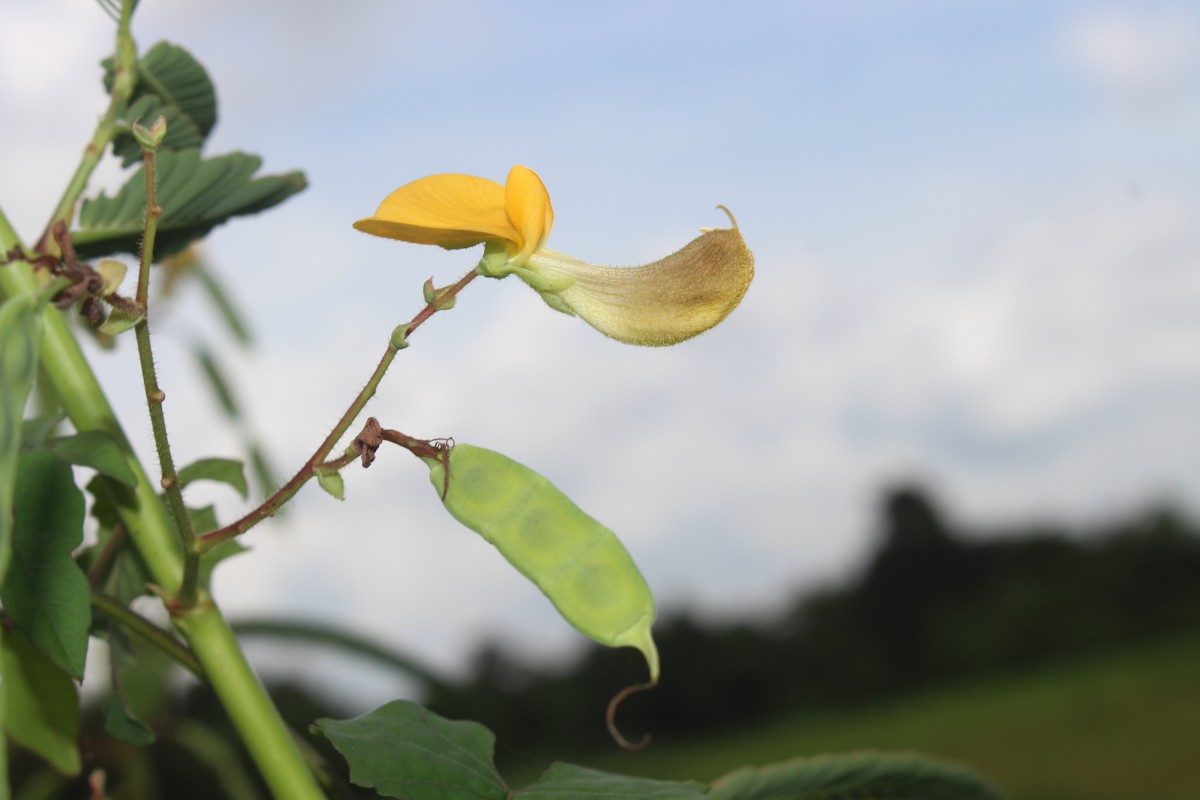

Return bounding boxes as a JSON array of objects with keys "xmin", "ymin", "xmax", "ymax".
[
  {"xmin": 1, "ymin": 624, "xmax": 7, "ymax": 800},
  {"xmin": 132, "ymin": 143, "xmax": 200, "ymax": 607},
  {"xmin": 40, "ymin": 0, "xmax": 137, "ymax": 247},
  {"xmin": 91, "ymin": 590, "xmax": 204, "ymax": 677},
  {"xmin": 0, "ymin": 243, "xmax": 323, "ymax": 800}
]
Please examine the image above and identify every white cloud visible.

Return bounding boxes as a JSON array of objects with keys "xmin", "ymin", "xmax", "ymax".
[{"xmin": 1062, "ymin": 7, "xmax": 1200, "ymax": 98}]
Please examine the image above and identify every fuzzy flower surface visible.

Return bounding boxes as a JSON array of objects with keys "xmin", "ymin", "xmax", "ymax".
[{"xmin": 354, "ymin": 165, "xmax": 753, "ymax": 346}]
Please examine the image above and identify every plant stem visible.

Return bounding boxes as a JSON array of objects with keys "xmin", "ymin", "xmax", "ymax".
[
  {"xmin": 175, "ymin": 599, "xmax": 324, "ymax": 800},
  {"xmin": 132, "ymin": 145, "xmax": 200, "ymax": 608},
  {"xmin": 1, "ymin": 198, "xmax": 323, "ymax": 800},
  {"xmin": 39, "ymin": 1, "xmax": 137, "ymax": 249},
  {"xmin": 197, "ymin": 266, "xmax": 480, "ymax": 551},
  {"xmin": 0, "ymin": 261, "xmax": 325, "ymax": 800},
  {"xmin": 91, "ymin": 590, "xmax": 204, "ymax": 677}
]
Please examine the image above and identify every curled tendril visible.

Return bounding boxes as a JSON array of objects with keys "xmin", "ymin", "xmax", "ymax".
[{"xmin": 606, "ymin": 680, "xmax": 655, "ymax": 751}]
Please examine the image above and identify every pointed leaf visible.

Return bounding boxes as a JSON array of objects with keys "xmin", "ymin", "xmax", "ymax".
[
  {"xmin": 316, "ymin": 469, "xmax": 344, "ymax": 500},
  {"xmin": 100, "ymin": 605, "xmax": 171, "ymax": 747},
  {"xmin": 708, "ymin": 752, "xmax": 1005, "ymax": 800},
  {"xmin": 104, "ymin": 694, "xmax": 156, "ymax": 747},
  {"xmin": 232, "ymin": 619, "xmax": 450, "ymax": 695},
  {"xmin": 517, "ymin": 763, "xmax": 709, "ymax": 799},
  {"xmin": 47, "ymin": 430, "xmax": 138, "ymax": 487},
  {"xmin": 199, "ymin": 539, "xmax": 247, "ymax": 590},
  {"xmin": 178, "ymin": 457, "xmax": 248, "ymax": 499},
  {"xmin": 84, "ymin": 475, "xmax": 155, "ymax": 605},
  {"xmin": 19, "ymin": 411, "xmax": 65, "ymax": 449},
  {"xmin": 194, "ymin": 260, "xmax": 253, "ymax": 346},
  {"xmin": 0, "ymin": 451, "xmax": 90, "ymax": 678},
  {"xmin": 73, "ymin": 148, "xmax": 307, "ymax": 259},
  {"xmin": 2, "ymin": 626, "xmax": 81, "ymax": 776},
  {"xmin": 313, "ymin": 700, "xmax": 508, "ymax": 800},
  {"xmin": 193, "ymin": 345, "xmax": 240, "ymax": 418},
  {"xmin": 1, "ymin": 290, "xmax": 45, "ymax": 583},
  {"xmin": 104, "ymin": 41, "xmax": 217, "ymax": 165},
  {"xmin": 247, "ymin": 443, "xmax": 279, "ymax": 501},
  {"xmin": 183, "ymin": 503, "xmax": 247, "ymax": 589},
  {"xmin": 97, "ymin": 301, "xmax": 145, "ymax": 335}
]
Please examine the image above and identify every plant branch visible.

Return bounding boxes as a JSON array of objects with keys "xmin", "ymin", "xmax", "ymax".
[
  {"xmin": 39, "ymin": 0, "xmax": 138, "ymax": 251},
  {"xmin": 91, "ymin": 590, "xmax": 204, "ymax": 678},
  {"xmin": 130, "ymin": 142, "xmax": 201, "ymax": 608},
  {"xmin": 197, "ymin": 266, "xmax": 480, "ymax": 551}
]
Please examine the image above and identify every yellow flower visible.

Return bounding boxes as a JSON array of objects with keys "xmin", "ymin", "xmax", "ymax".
[{"xmin": 354, "ymin": 165, "xmax": 753, "ymax": 346}]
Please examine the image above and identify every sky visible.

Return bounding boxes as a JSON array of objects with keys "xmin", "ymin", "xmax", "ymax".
[{"xmin": 3, "ymin": 1, "xmax": 1199, "ymax": 705}]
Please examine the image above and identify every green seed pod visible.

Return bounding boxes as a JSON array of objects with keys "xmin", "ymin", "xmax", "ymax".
[
  {"xmin": 1, "ymin": 291, "xmax": 45, "ymax": 582},
  {"xmin": 425, "ymin": 444, "xmax": 659, "ymax": 683}
]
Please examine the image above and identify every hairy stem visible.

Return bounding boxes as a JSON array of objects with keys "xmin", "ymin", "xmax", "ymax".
[
  {"xmin": 132, "ymin": 145, "xmax": 200, "ymax": 608},
  {"xmin": 197, "ymin": 266, "xmax": 480, "ymax": 551}
]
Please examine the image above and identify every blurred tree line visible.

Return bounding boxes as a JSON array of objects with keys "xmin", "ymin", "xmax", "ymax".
[
  {"xmin": 12, "ymin": 485, "xmax": 1200, "ymax": 797},
  {"xmin": 424, "ymin": 485, "xmax": 1200, "ymax": 759}
]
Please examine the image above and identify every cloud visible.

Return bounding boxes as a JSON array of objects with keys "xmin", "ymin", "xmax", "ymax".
[
  {"xmin": 1061, "ymin": 7, "xmax": 1200, "ymax": 99},
  {"xmin": 6, "ymin": 2, "xmax": 1200, "ymax": 706}
]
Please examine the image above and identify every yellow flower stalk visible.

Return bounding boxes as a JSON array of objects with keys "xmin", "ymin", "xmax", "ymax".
[{"xmin": 354, "ymin": 165, "xmax": 754, "ymax": 346}]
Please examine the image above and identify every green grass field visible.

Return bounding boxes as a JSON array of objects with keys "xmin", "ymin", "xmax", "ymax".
[{"xmin": 508, "ymin": 635, "xmax": 1200, "ymax": 799}]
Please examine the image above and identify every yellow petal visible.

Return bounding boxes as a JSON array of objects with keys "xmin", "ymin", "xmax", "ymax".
[
  {"xmin": 353, "ymin": 173, "xmax": 519, "ymax": 250},
  {"xmin": 503, "ymin": 165, "xmax": 554, "ymax": 265},
  {"xmin": 526, "ymin": 215, "xmax": 754, "ymax": 346}
]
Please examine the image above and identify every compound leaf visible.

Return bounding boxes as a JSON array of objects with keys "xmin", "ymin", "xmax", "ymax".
[
  {"xmin": 708, "ymin": 752, "xmax": 1005, "ymax": 800},
  {"xmin": 73, "ymin": 148, "xmax": 306, "ymax": 259},
  {"xmin": 517, "ymin": 763, "xmax": 708, "ymax": 799},
  {"xmin": 105, "ymin": 41, "xmax": 217, "ymax": 166}
]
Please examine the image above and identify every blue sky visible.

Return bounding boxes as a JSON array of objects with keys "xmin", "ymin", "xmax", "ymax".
[{"xmin": 4, "ymin": 1, "xmax": 1199, "ymax": 701}]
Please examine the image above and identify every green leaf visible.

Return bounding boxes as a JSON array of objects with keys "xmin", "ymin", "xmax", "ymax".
[
  {"xmin": 96, "ymin": 301, "xmax": 145, "ymax": 335},
  {"xmin": 247, "ymin": 442, "xmax": 279, "ymax": 502},
  {"xmin": 104, "ymin": 694, "xmax": 155, "ymax": 747},
  {"xmin": 313, "ymin": 700, "xmax": 508, "ymax": 800},
  {"xmin": 194, "ymin": 345, "xmax": 240, "ymax": 418},
  {"xmin": 72, "ymin": 148, "xmax": 307, "ymax": 259},
  {"xmin": 708, "ymin": 752, "xmax": 1005, "ymax": 800},
  {"xmin": 194, "ymin": 261, "xmax": 253, "ymax": 346},
  {"xmin": 101, "ymin": 605, "xmax": 170, "ymax": 747},
  {"xmin": 1, "ymin": 290, "xmax": 45, "ymax": 584},
  {"xmin": 172, "ymin": 720, "xmax": 262, "ymax": 800},
  {"xmin": 0, "ymin": 451, "xmax": 91, "ymax": 679},
  {"xmin": 184, "ymin": 503, "xmax": 247, "ymax": 589},
  {"xmin": 178, "ymin": 457, "xmax": 248, "ymax": 499},
  {"xmin": 315, "ymin": 700, "xmax": 712, "ymax": 800},
  {"xmin": 517, "ymin": 763, "xmax": 709, "ymax": 799},
  {"xmin": 1, "ymin": 626, "xmax": 81, "ymax": 776},
  {"xmin": 20, "ymin": 411, "xmax": 66, "ymax": 449},
  {"xmin": 104, "ymin": 41, "xmax": 218, "ymax": 166},
  {"xmin": 47, "ymin": 430, "xmax": 138, "ymax": 487},
  {"xmin": 232, "ymin": 619, "xmax": 451, "ymax": 695},
  {"xmin": 85, "ymin": 475, "xmax": 155, "ymax": 606},
  {"xmin": 316, "ymin": 469, "xmax": 344, "ymax": 500}
]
